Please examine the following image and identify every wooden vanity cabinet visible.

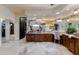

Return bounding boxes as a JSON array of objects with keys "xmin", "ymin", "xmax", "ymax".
[
  {"xmin": 61, "ymin": 35, "xmax": 70, "ymax": 49},
  {"xmin": 61, "ymin": 35, "xmax": 75, "ymax": 54},
  {"xmin": 69, "ymin": 37, "xmax": 75, "ymax": 53},
  {"xmin": 26, "ymin": 33, "xmax": 54, "ymax": 42},
  {"xmin": 61, "ymin": 34, "xmax": 79, "ymax": 54},
  {"xmin": 72, "ymin": 37, "xmax": 79, "ymax": 55}
]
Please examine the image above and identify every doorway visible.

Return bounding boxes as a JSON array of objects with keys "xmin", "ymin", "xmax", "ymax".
[{"xmin": 19, "ymin": 17, "xmax": 27, "ymax": 39}]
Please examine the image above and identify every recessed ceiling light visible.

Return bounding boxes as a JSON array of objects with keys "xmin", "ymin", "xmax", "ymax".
[
  {"xmin": 74, "ymin": 11, "xmax": 78, "ymax": 14},
  {"xmin": 56, "ymin": 12, "xmax": 60, "ymax": 14},
  {"xmin": 73, "ymin": 9, "xmax": 79, "ymax": 14}
]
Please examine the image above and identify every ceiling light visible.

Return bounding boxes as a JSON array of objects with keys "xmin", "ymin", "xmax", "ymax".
[
  {"xmin": 74, "ymin": 11, "xmax": 78, "ymax": 14},
  {"xmin": 67, "ymin": 20, "xmax": 70, "ymax": 22},
  {"xmin": 73, "ymin": 9, "xmax": 79, "ymax": 14},
  {"xmin": 56, "ymin": 12, "xmax": 60, "ymax": 14}
]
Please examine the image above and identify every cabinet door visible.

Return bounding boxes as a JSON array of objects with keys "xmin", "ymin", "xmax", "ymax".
[
  {"xmin": 43, "ymin": 34, "xmax": 50, "ymax": 42},
  {"xmin": 62, "ymin": 35, "xmax": 69, "ymax": 48},
  {"xmin": 75, "ymin": 39, "xmax": 79, "ymax": 54},
  {"xmin": 26, "ymin": 34, "xmax": 35, "ymax": 42},
  {"xmin": 69, "ymin": 37, "xmax": 75, "ymax": 53},
  {"xmin": 43, "ymin": 34, "xmax": 53, "ymax": 42},
  {"xmin": 34, "ymin": 34, "xmax": 41, "ymax": 42}
]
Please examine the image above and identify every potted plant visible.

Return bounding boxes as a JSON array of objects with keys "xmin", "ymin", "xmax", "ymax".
[{"xmin": 66, "ymin": 23, "xmax": 77, "ymax": 34}]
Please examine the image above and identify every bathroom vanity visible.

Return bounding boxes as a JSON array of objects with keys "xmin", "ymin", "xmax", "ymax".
[
  {"xmin": 26, "ymin": 32, "xmax": 54, "ymax": 42},
  {"xmin": 61, "ymin": 34, "xmax": 79, "ymax": 54}
]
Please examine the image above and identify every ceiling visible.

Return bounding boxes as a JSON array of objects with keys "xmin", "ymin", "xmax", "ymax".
[{"xmin": 3, "ymin": 4, "xmax": 79, "ymax": 18}]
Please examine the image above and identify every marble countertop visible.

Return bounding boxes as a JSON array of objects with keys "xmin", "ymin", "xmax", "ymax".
[
  {"xmin": 27, "ymin": 31, "xmax": 66, "ymax": 34},
  {"xmin": 62, "ymin": 33, "xmax": 79, "ymax": 38},
  {"xmin": 26, "ymin": 32, "xmax": 53, "ymax": 34},
  {"xmin": 27, "ymin": 31, "xmax": 79, "ymax": 38}
]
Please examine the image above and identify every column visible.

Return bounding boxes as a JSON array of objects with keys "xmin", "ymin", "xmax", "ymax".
[
  {"xmin": 5, "ymin": 19, "xmax": 10, "ymax": 41},
  {"xmin": 14, "ymin": 17, "xmax": 19, "ymax": 40},
  {"xmin": 0, "ymin": 19, "xmax": 2, "ymax": 46},
  {"xmin": 27, "ymin": 17, "xmax": 30, "ymax": 32}
]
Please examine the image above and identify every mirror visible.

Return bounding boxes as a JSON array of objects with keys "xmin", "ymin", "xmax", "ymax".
[
  {"xmin": 30, "ymin": 24, "xmax": 42, "ymax": 32},
  {"xmin": 10, "ymin": 22, "xmax": 14, "ymax": 34},
  {"xmin": 2, "ymin": 20, "xmax": 6, "ymax": 37}
]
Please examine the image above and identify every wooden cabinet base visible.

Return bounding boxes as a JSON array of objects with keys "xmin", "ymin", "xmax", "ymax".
[
  {"xmin": 61, "ymin": 34, "xmax": 79, "ymax": 55},
  {"xmin": 26, "ymin": 33, "xmax": 54, "ymax": 42}
]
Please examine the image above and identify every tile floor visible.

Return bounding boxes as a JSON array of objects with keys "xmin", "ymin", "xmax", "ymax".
[
  {"xmin": 0, "ymin": 36, "xmax": 73, "ymax": 55},
  {"xmin": 19, "ymin": 42, "xmax": 73, "ymax": 55}
]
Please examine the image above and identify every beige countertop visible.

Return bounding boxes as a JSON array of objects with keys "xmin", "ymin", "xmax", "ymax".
[
  {"xmin": 27, "ymin": 31, "xmax": 65, "ymax": 34},
  {"xmin": 62, "ymin": 33, "xmax": 79, "ymax": 38},
  {"xmin": 27, "ymin": 31, "xmax": 56, "ymax": 34},
  {"xmin": 27, "ymin": 31, "xmax": 79, "ymax": 38}
]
